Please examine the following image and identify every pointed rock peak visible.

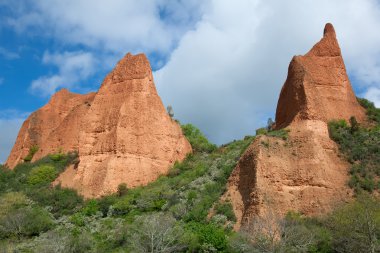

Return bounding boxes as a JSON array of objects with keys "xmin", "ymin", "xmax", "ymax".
[
  {"xmin": 49, "ymin": 88, "xmax": 76, "ymax": 104},
  {"xmin": 306, "ymin": 23, "xmax": 341, "ymax": 57},
  {"xmin": 323, "ymin": 23, "xmax": 336, "ymax": 37},
  {"xmin": 110, "ymin": 52, "xmax": 152, "ymax": 83},
  {"xmin": 275, "ymin": 23, "xmax": 365, "ymax": 129}
]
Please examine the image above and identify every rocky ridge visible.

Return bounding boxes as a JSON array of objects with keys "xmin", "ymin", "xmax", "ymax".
[{"xmin": 6, "ymin": 53, "xmax": 192, "ymax": 198}]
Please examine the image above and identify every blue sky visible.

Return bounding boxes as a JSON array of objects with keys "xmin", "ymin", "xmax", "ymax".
[{"xmin": 1, "ymin": 0, "xmax": 380, "ymax": 163}]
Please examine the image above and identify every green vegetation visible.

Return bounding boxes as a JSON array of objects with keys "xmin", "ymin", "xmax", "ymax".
[
  {"xmin": 28, "ymin": 165, "xmax": 58, "ymax": 185},
  {"xmin": 0, "ymin": 125, "xmax": 254, "ymax": 252},
  {"xmin": 23, "ymin": 145, "xmax": 39, "ymax": 162},
  {"xmin": 358, "ymin": 97, "xmax": 380, "ymax": 123},
  {"xmin": 256, "ymin": 127, "xmax": 289, "ymax": 140},
  {"xmin": 0, "ymin": 122, "xmax": 378, "ymax": 252},
  {"xmin": 181, "ymin": 123, "xmax": 217, "ymax": 152},
  {"xmin": 214, "ymin": 201, "xmax": 236, "ymax": 222},
  {"xmin": 329, "ymin": 116, "xmax": 380, "ymax": 193},
  {"xmin": 229, "ymin": 194, "xmax": 380, "ymax": 253}
]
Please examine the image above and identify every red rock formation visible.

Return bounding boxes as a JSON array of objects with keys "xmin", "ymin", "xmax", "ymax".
[
  {"xmin": 275, "ymin": 23, "xmax": 365, "ymax": 129},
  {"xmin": 6, "ymin": 53, "xmax": 192, "ymax": 198},
  {"xmin": 224, "ymin": 23, "xmax": 366, "ymax": 229},
  {"xmin": 6, "ymin": 89, "xmax": 96, "ymax": 168}
]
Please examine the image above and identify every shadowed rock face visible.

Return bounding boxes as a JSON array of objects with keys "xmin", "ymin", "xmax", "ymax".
[
  {"xmin": 6, "ymin": 53, "xmax": 192, "ymax": 198},
  {"xmin": 224, "ymin": 24, "xmax": 366, "ymax": 229}
]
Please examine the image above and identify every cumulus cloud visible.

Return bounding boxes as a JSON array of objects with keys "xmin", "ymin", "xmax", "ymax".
[
  {"xmin": 155, "ymin": 0, "xmax": 380, "ymax": 144},
  {"xmin": 0, "ymin": 110, "xmax": 29, "ymax": 164},
  {"xmin": 4, "ymin": 0, "xmax": 206, "ymax": 55},
  {"xmin": 1, "ymin": 0, "xmax": 380, "ymax": 145},
  {"xmin": 30, "ymin": 51, "xmax": 97, "ymax": 96}
]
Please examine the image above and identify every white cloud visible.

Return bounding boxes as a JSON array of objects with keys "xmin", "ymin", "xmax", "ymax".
[
  {"xmin": 0, "ymin": 47, "xmax": 19, "ymax": 60},
  {"xmin": 2, "ymin": 0, "xmax": 380, "ymax": 145},
  {"xmin": 0, "ymin": 110, "xmax": 29, "ymax": 164},
  {"xmin": 30, "ymin": 51, "xmax": 97, "ymax": 96},
  {"xmin": 155, "ymin": 0, "xmax": 380, "ymax": 144},
  {"xmin": 363, "ymin": 87, "xmax": 380, "ymax": 107},
  {"xmin": 0, "ymin": 78, "xmax": 3, "ymax": 85},
  {"xmin": 5, "ymin": 0, "xmax": 207, "ymax": 55}
]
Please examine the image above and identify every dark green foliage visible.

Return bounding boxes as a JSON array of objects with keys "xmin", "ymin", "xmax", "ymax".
[
  {"xmin": 328, "ymin": 118, "xmax": 380, "ymax": 193},
  {"xmin": 181, "ymin": 124, "xmax": 217, "ymax": 153},
  {"xmin": 117, "ymin": 183, "xmax": 128, "ymax": 197},
  {"xmin": 0, "ymin": 152, "xmax": 83, "ymax": 218},
  {"xmin": 349, "ymin": 116, "xmax": 359, "ymax": 132},
  {"xmin": 82, "ymin": 199, "xmax": 100, "ymax": 216},
  {"xmin": 29, "ymin": 186, "xmax": 83, "ymax": 217},
  {"xmin": 186, "ymin": 222, "xmax": 228, "ymax": 251},
  {"xmin": 214, "ymin": 201, "xmax": 236, "ymax": 222},
  {"xmin": 23, "ymin": 145, "xmax": 39, "ymax": 162},
  {"xmin": 358, "ymin": 97, "xmax": 380, "ymax": 123}
]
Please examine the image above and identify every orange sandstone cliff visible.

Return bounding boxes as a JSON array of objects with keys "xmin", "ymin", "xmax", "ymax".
[
  {"xmin": 6, "ymin": 53, "xmax": 192, "ymax": 198},
  {"xmin": 224, "ymin": 23, "xmax": 366, "ymax": 229}
]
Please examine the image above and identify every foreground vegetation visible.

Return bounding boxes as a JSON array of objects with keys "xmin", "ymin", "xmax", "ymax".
[{"xmin": 0, "ymin": 119, "xmax": 379, "ymax": 252}]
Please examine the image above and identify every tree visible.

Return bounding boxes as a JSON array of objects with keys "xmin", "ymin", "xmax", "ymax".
[
  {"xmin": 328, "ymin": 194, "xmax": 380, "ymax": 253},
  {"xmin": 167, "ymin": 105, "xmax": 174, "ymax": 118},
  {"xmin": 237, "ymin": 209, "xmax": 315, "ymax": 253},
  {"xmin": 267, "ymin": 118, "xmax": 274, "ymax": 131},
  {"xmin": 129, "ymin": 213, "xmax": 184, "ymax": 253},
  {"xmin": 117, "ymin": 183, "xmax": 128, "ymax": 197},
  {"xmin": 349, "ymin": 116, "xmax": 359, "ymax": 133}
]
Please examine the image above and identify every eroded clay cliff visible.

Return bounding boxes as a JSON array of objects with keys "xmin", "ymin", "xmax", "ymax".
[
  {"xmin": 224, "ymin": 23, "xmax": 366, "ymax": 229},
  {"xmin": 6, "ymin": 53, "xmax": 192, "ymax": 198}
]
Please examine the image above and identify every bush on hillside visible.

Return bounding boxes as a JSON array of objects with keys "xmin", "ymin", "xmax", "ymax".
[
  {"xmin": 23, "ymin": 145, "xmax": 39, "ymax": 162},
  {"xmin": 28, "ymin": 165, "xmax": 58, "ymax": 185},
  {"xmin": 358, "ymin": 97, "xmax": 380, "ymax": 123},
  {"xmin": 181, "ymin": 124, "xmax": 217, "ymax": 153},
  {"xmin": 328, "ymin": 118, "xmax": 380, "ymax": 193}
]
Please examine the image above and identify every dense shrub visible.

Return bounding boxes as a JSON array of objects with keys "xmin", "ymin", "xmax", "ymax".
[
  {"xmin": 358, "ymin": 97, "xmax": 380, "ymax": 123},
  {"xmin": 117, "ymin": 183, "xmax": 128, "ymax": 197},
  {"xmin": 328, "ymin": 118, "xmax": 380, "ymax": 193},
  {"xmin": 0, "ymin": 192, "xmax": 54, "ymax": 239},
  {"xmin": 28, "ymin": 165, "xmax": 58, "ymax": 185},
  {"xmin": 255, "ymin": 127, "xmax": 268, "ymax": 135},
  {"xmin": 23, "ymin": 145, "xmax": 39, "ymax": 162},
  {"xmin": 214, "ymin": 201, "xmax": 236, "ymax": 222},
  {"xmin": 186, "ymin": 222, "xmax": 228, "ymax": 251},
  {"xmin": 181, "ymin": 124, "xmax": 217, "ymax": 153},
  {"xmin": 29, "ymin": 186, "xmax": 83, "ymax": 217}
]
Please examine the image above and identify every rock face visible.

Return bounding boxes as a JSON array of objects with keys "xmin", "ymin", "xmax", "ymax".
[
  {"xmin": 6, "ymin": 53, "xmax": 192, "ymax": 198},
  {"xmin": 275, "ymin": 23, "xmax": 365, "ymax": 129},
  {"xmin": 224, "ymin": 24, "xmax": 366, "ymax": 229},
  {"xmin": 6, "ymin": 90, "xmax": 96, "ymax": 168}
]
